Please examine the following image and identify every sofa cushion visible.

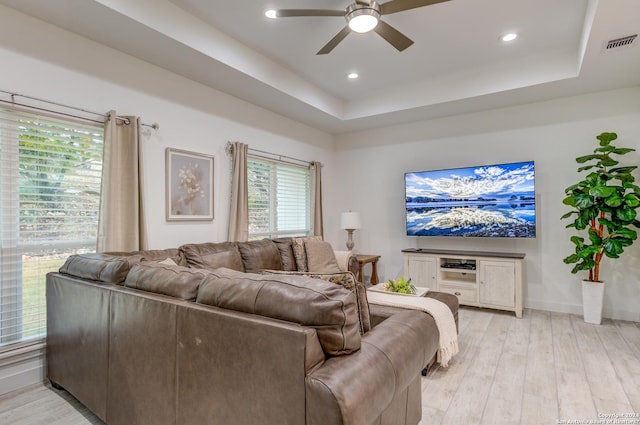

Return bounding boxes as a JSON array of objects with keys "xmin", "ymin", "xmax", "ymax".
[
  {"xmin": 304, "ymin": 240, "xmax": 341, "ymax": 274},
  {"xmin": 272, "ymin": 238, "xmax": 297, "ymax": 271},
  {"xmin": 59, "ymin": 253, "xmax": 131, "ymax": 284},
  {"xmin": 197, "ymin": 268, "xmax": 361, "ymax": 356},
  {"xmin": 236, "ymin": 240, "xmax": 283, "ymax": 272},
  {"xmin": 263, "ymin": 270, "xmax": 371, "ymax": 335},
  {"xmin": 291, "ymin": 236, "xmax": 322, "ymax": 272},
  {"xmin": 180, "ymin": 242, "xmax": 244, "ymax": 272},
  {"xmin": 124, "ymin": 263, "xmax": 207, "ymax": 301}
]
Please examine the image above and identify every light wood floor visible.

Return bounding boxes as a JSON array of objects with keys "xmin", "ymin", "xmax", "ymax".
[
  {"xmin": 419, "ymin": 307, "xmax": 640, "ymax": 425},
  {"xmin": 1, "ymin": 307, "xmax": 638, "ymax": 425}
]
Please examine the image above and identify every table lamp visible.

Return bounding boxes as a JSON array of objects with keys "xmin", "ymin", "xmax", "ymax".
[{"xmin": 340, "ymin": 211, "xmax": 361, "ymax": 251}]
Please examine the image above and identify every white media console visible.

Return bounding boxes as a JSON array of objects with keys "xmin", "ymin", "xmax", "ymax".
[{"xmin": 402, "ymin": 248, "xmax": 525, "ymax": 318}]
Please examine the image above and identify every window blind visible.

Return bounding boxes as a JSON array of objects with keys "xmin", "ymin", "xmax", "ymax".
[
  {"xmin": 247, "ymin": 156, "xmax": 310, "ymax": 240},
  {"xmin": 0, "ymin": 108, "xmax": 103, "ymax": 347}
]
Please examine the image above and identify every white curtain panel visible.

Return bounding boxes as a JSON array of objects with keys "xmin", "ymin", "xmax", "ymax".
[
  {"xmin": 228, "ymin": 141, "xmax": 249, "ymax": 242},
  {"xmin": 311, "ymin": 161, "xmax": 324, "ymax": 238},
  {"xmin": 97, "ymin": 110, "xmax": 147, "ymax": 252}
]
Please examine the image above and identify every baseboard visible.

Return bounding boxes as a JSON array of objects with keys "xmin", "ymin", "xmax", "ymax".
[
  {"xmin": 0, "ymin": 341, "xmax": 46, "ymax": 397},
  {"xmin": 525, "ymin": 299, "xmax": 640, "ymax": 322}
]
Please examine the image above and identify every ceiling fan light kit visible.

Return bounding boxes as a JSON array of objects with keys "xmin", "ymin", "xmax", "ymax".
[
  {"xmin": 346, "ymin": 2, "xmax": 381, "ymax": 33},
  {"xmin": 269, "ymin": 0, "xmax": 451, "ymax": 54}
]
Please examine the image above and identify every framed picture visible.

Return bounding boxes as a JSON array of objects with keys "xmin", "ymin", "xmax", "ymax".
[{"xmin": 166, "ymin": 148, "xmax": 214, "ymax": 221}]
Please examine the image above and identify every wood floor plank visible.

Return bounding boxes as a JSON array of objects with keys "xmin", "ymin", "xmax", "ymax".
[
  {"xmin": 616, "ymin": 320, "xmax": 640, "ymax": 355},
  {"xmin": 439, "ymin": 312, "xmax": 512, "ymax": 425},
  {"xmin": 480, "ymin": 352, "xmax": 527, "ymax": 425},
  {"xmin": 417, "ymin": 405, "xmax": 444, "ymax": 425},
  {"xmin": 520, "ymin": 394, "xmax": 559, "ymax": 425},
  {"xmin": 523, "ymin": 309, "xmax": 557, "ymax": 399},
  {"xmin": 521, "ymin": 309, "xmax": 559, "ymax": 425},
  {"xmin": 551, "ymin": 313, "xmax": 598, "ymax": 420},
  {"xmin": 570, "ymin": 315, "xmax": 632, "ymax": 409},
  {"xmin": 596, "ymin": 319, "xmax": 640, "ymax": 412},
  {"xmin": 421, "ymin": 307, "xmax": 493, "ymax": 412},
  {"xmin": 480, "ymin": 311, "xmax": 531, "ymax": 425},
  {"xmin": 502, "ymin": 308, "xmax": 532, "ymax": 357}
]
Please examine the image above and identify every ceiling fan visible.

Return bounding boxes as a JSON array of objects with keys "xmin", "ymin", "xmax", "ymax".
[{"xmin": 268, "ymin": 0, "xmax": 451, "ymax": 55}]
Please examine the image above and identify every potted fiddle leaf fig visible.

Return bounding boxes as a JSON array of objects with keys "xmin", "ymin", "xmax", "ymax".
[{"xmin": 561, "ymin": 131, "xmax": 640, "ymax": 324}]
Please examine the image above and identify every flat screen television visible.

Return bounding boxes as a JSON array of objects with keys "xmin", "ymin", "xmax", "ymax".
[{"xmin": 405, "ymin": 161, "xmax": 536, "ymax": 237}]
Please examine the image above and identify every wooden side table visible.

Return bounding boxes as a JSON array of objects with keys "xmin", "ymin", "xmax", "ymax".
[{"xmin": 355, "ymin": 254, "xmax": 381, "ymax": 285}]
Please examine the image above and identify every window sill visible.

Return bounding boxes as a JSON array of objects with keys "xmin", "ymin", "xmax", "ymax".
[{"xmin": 0, "ymin": 339, "xmax": 46, "ymax": 368}]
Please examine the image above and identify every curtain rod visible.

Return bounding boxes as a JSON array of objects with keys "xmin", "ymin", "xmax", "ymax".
[
  {"xmin": 226, "ymin": 141, "xmax": 316, "ymax": 167},
  {"xmin": 0, "ymin": 89, "xmax": 159, "ymax": 130},
  {"xmin": 249, "ymin": 147, "xmax": 312, "ymax": 167}
]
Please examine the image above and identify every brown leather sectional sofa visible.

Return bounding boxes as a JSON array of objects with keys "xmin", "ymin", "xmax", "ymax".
[{"xmin": 46, "ymin": 238, "xmax": 444, "ymax": 425}]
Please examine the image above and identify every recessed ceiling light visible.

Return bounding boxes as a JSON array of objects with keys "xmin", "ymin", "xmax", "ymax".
[
  {"xmin": 348, "ymin": 73, "xmax": 359, "ymax": 79},
  {"xmin": 501, "ymin": 33, "xmax": 518, "ymax": 42},
  {"xmin": 265, "ymin": 10, "xmax": 277, "ymax": 19}
]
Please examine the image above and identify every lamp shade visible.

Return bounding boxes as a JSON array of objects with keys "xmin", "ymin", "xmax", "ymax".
[{"xmin": 340, "ymin": 212, "xmax": 361, "ymax": 230}]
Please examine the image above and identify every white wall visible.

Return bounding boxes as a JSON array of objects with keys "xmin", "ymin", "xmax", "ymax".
[{"xmin": 332, "ymin": 88, "xmax": 640, "ymax": 322}]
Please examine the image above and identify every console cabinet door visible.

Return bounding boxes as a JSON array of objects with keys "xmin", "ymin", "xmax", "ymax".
[
  {"xmin": 403, "ymin": 254, "xmax": 437, "ymax": 289},
  {"xmin": 478, "ymin": 260, "xmax": 515, "ymax": 308}
]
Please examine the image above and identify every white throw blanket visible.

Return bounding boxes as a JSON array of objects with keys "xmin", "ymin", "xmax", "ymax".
[{"xmin": 366, "ymin": 291, "xmax": 459, "ymax": 367}]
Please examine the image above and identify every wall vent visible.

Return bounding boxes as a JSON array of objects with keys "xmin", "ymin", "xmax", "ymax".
[{"xmin": 602, "ymin": 34, "xmax": 637, "ymax": 52}]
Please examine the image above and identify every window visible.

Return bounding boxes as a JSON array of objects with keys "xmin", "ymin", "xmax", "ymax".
[
  {"xmin": 0, "ymin": 108, "xmax": 103, "ymax": 348},
  {"xmin": 247, "ymin": 156, "xmax": 311, "ymax": 240}
]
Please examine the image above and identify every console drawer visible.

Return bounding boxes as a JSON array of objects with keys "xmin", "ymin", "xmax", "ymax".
[{"xmin": 438, "ymin": 285, "xmax": 477, "ymax": 304}]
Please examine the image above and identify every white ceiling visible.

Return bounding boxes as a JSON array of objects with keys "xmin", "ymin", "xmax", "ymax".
[{"xmin": 1, "ymin": 0, "xmax": 639, "ymax": 134}]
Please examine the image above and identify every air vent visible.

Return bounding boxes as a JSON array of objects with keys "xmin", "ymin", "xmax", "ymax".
[{"xmin": 602, "ymin": 34, "xmax": 637, "ymax": 52}]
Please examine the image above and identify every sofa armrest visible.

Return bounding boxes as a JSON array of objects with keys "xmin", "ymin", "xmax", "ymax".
[
  {"xmin": 305, "ymin": 310, "xmax": 431, "ymax": 425},
  {"xmin": 334, "ymin": 250, "xmax": 359, "ymax": 276}
]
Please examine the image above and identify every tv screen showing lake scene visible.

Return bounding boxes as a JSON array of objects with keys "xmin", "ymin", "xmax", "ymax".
[{"xmin": 405, "ymin": 161, "xmax": 536, "ymax": 237}]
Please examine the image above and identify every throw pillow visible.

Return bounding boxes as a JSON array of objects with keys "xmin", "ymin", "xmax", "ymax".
[
  {"xmin": 304, "ymin": 240, "xmax": 341, "ymax": 274},
  {"xmin": 262, "ymin": 269, "xmax": 371, "ymax": 334},
  {"xmin": 291, "ymin": 236, "xmax": 322, "ymax": 272}
]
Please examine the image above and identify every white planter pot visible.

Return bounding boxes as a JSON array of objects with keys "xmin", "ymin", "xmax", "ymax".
[{"xmin": 582, "ymin": 280, "xmax": 605, "ymax": 324}]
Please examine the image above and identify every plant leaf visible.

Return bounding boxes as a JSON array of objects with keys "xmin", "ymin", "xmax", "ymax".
[
  {"xmin": 600, "ymin": 158, "xmax": 619, "ymax": 167},
  {"xmin": 617, "ymin": 207, "xmax": 637, "ymax": 222},
  {"xmin": 605, "ymin": 193, "xmax": 623, "ymax": 207},
  {"xmin": 588, "ymin": 228, "xmax": 602, "ymax": 245},
  {"xmin": 563, "ymin": 254, "xmax": 580, "ymax": 264},
  {"xmin": 611, "ymin": 166, "xmax": 638, "ymax": 174},
  {"xmin": 574, "ymin": 194, "xmax": 594, "ymax": 208},
  {"xmin": 616, "ymin": 228, "xmax": 637, "ymax": 240},
  {"xmin": 576, "ymin": 154, "xmax": 602, "ymax": 164},
  {"xmin": 570, "ymin": 235, "xmax": 584, "ymax": 247},
  {"xmin": 589, "ymin": 185, "xmax": 617, "ymax": 198},
  {"xmin": 611, "ymin": 147, "xmax": 635, "ymax": 155},
  {"xmin": 596, "ymin": 132, "xmax": 617, "ymax": 145},
  {"xmin": 604, "ymin": 238, "xmax": 623, "ymax": 257},
  {"xmin": 624, "ymin": 193, "xmax": 640, "ymax": 207}
]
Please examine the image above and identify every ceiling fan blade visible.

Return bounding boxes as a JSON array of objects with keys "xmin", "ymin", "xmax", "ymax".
[
  {"xmin": 317, "ymin": 26, "xmax": 352, "ymax": 55},
  {"xmin": 380, "ymin": 0, "xmax": 450, "ymax": 15},
  {"xmin": 275, "ymin": 9, "xmax": 345, "ymax": 18},
  {"xmin": 373, "ymin": 20, "xmax": 414, "ymax": 51}
]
